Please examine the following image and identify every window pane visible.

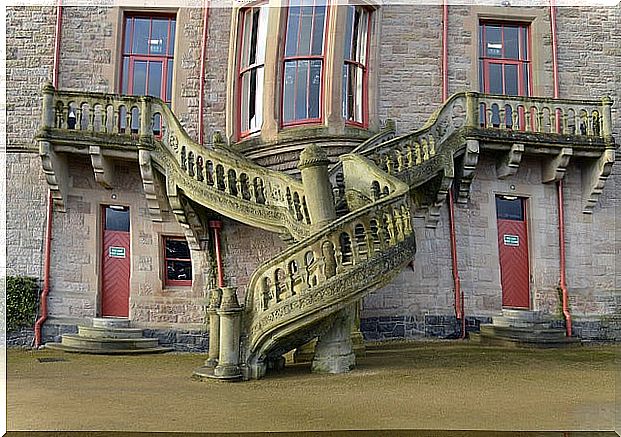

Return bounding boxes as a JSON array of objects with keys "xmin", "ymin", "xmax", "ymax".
[
  {"xmin": 283, "ymin": 61, "xmax": 296, "ymax": 122},
  {"xmin": 285, "ymin": 7, "xmax": 300, "ymax": 56},
  {"xmin": 167, "ymin": 260, "xmax": 192, "ymax": 281},
  {"xmin": 311, "ymin": 5, "xmax": 325, "ymax": 55},
  {"xmin": 309, "ymin": 60, "xmax": 322, "ymax": 119},
  {"xmin": 295, "ymin": 60, "xmax": 310, "ymax": 120},
  {"xmin": 504, "ymin": 26, "xmax": 519, "ymax": 59},
  {"xmin": 485, "ymin": 25, "xmax": 502, "ymax": 58},
  {"xmin": 150, "ymin": 19, "xmax": 168, "ymax": 55},
  {"xmin": 166, "ymin": 239, "xmax": 191, "ymax": 259},
  {"xmin": 504, "ymin": 64, "xmax": 518, "ymax": 95},
  {"xmin": 132, "ymin": 18, "xmax": 150, "ymax": 54},
  {"xmin": 167, "ymin": 59, "xmax": 173, "ymax": 101},
  {"xmin": 356, "ymin": 9, "xmax": 369, "ymax": 64},
  {"xmin": 342, "ymin": 64, "xmax": 349, "ymax": 119},
  {"xmin": 148, "ymin": 61, "xmax": 163, "ymax": 97},
  {"xmin": 298, "ymin": 6, "xmax": 313, "ymax": 56},
  {"xmin": 124, "ymin": 18, "xmax": 132, "ymax": 54},
  {"xmin": 496, "ymin": 197, "xmax": 524, "ymax": 221},
  {"xmin": 133, "ymin": 61, "xmax": 147, "ymax": 95},
  {"xmin": 255, "ymin": 6, "xmax": 268, "ymax": 64},
  {"xmin": 489, "ymin": 63, "xmax": 503, "ymax": 94},
  {"xmin": 122, "ymin": 58, "xmax": 129, "ymax": 94},
  {"xmin": 168, "ymin": 20, "xmax": 176, "ymax": 55},
  {"xmin": 520, "ymin": 27, "xmax": 528, "ymax": 60},
  {"xmin": 344, "ymin": 6, "xmax": 354, "ymax": 60},
  {"xmin": 522, "ymin": 63, "xmax": 530, "ymax": 96},
  {"xmin": 105, "ymin": 206, "xmax": 130, "ymax": 232}
]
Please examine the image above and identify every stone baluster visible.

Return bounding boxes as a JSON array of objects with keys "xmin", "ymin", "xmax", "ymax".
[
  {"xmin": 214, "ymin": 286, "xmax": 243, "ymax": 380},
  {"xmin": 498, "ymin": 106, "xmax": 506, "ymax": 129}
]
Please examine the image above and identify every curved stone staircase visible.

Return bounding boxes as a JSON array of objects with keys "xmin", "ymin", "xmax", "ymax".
[{"xmin": 37, "ymin": 85, "xmax": 614, "ymax": 376}]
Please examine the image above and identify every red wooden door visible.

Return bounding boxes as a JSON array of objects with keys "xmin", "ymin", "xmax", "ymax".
[
  {"xmin": 101, "ymin": 206, "xmax": 131, "ymax": 317},
  {"xmin": 496, "ymin": 196, "xmax": 530, "ymax": 309}
]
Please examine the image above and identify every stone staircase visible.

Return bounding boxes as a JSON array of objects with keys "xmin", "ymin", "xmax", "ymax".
[
  {"xmin": 45, "ymin": 317, "xmax": 172, "ymax": 354},
  {"xmin": 471, "ymin": 309, "xmax": 581, "ymax": 348}
]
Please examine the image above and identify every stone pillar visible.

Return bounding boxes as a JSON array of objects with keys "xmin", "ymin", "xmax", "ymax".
[
  {"xmin": 298, "ymin": 144, "xmax": 336, "ymax": 232},
  {"xmin": 206, "ymin": 288, "xmax": 222, "ymax": 368},
  {"xmin": 214, "ymin": 286, "xmax": 243, "ymax": 380},
  {"xmin": 350, "ymin": 301, "xmax": 366, "ymax": 359},
  {"xmin": 311, "ymin": 306, "xmax": 356, "ymax": 374},
  {"xmin": 41, "ymin": 82, "xmax": 55, "ymax": 129}
]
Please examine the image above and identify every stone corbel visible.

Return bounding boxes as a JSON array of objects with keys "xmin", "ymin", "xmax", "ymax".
[
  {"xmin": 425, "ymin": 172, "xmax": 453, "ymax": 229},
  {"xmin": 582, "ymin": 148, "xmax": 615, "ymax": 214},
  {"xmin": 496, "ymin": 143, "xmax": 524, "ymax": 179},
  {"xmin": 139, "ymin": 149, "xmax": 163, "ymax": 222},
  {"xmin": 39, "ymin": 141, "xmax": 68, "ymax": 212},
  {"xmin": 167, "ymin": 177, "xmax": 208, "ymax": 250},
  {"xmin": 456, "ymin": 139, "xmax": 479, "ymax": 203},
  {"xmin": 89, "ymin": 145, "xmax": 115, "ymax": 189},
  {"xmin": 542, "ymin": 147, "xmax": 573, "ymax": 183}
]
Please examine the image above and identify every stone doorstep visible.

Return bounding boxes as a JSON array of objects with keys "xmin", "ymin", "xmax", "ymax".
[
  {"xmin": 60, "ymin": 334, "xmax": 160, "ymax": 350},
  {"xmin": 44, "ymin": 342, "xmax": 172, "ymax": 355},
  {"xmin": 500, "ymin": 309, "xmax": 550, "ymax": 321},
  {"xmin": 479, "ymin": 324, "xmax": 570, "ymax": 340},
  {"xmin": 78, "ymin": 325, "xmax": 145, "ymax": 339},
  {"xmin": 475, "ymin": 333, "xmax": 581, "ymax": 348},
  {"xmin": 92, "ymin": 317, "xmax": 131, "ymax": 329}
]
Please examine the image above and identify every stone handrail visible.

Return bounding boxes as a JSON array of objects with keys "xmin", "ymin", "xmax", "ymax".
[
  {"xmin": 243, "ymin": 155, "xmax": 414, "ymax": 368},
  {"xmin": 41, "ymin": 84, "xmax": 312, "ymax": 240}
]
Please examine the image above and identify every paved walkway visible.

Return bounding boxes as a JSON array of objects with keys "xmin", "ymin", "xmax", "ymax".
[{"xmin": 6, "ymin": 342, "xmax": 619, "ymax": 433}]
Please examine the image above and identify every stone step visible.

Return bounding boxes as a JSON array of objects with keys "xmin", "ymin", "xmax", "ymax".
[
  {"xmin": 78, "ymin": 325, "xmax": 144, "ymax": 339},
  {"xmin": 45, "ymin": 342, "xmax": 172, "ymax": 355},
  {"xmin": 500, "ymin": 309, "xmax": 547, "ymax": 321},
  {"xmin": 60, "ymin": 334, "xmax": 159, "ymax": 350},
  {"xmin": 491, "ymin": 317, "xmax": 555, "ymax": 329},
  {"xmin": 476, "ymin": 333, "xmax": 581, "ymax": 349},
  {"xmin": 480, "ymin": 324, "xmax": 568, "ymax": 341},
  {"xmin": 92, "ymin": 317, "xmax": 130, "ymax": 329}
]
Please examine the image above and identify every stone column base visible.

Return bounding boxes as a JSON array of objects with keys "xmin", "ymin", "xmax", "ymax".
[{"xmin": 351, "ymin": 329, "xmax": 366, "ymax": 359}]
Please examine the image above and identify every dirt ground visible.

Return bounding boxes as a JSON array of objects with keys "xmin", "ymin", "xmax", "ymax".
[{"xmin": 6, "ymin": 341, "xmax": 619, "ymax": 433}]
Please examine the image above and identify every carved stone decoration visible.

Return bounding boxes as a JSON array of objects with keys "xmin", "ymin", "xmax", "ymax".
[
  {"xmin": 496, "ymin": 143, "xmax": 524, "ymax": 179},
  {"xmin": 542, "ymin": 147, "xmax": 573, "ymax": 183},
  {"xmin": 456, "ymin": 139, "xmax": 480, "ymax": 204},
  {"xmin": 582, "ymin": 148, "xmax": 615, "ymax": 214},
  {"xmin": 89, "ymin": 145, "xmax": 115, "ymax": 189},
  {"xmin": 39, "ymin": 141, "xmax": 68, "ymax": 212},
  {"xmin": 425, "ymin": 172, "xmax": 453, "ymax": 229},
  {"xmin": 138, "ymin": 148, "xmax": 163, "ymax": 222},
  {"xmin": 166, "ymin": 177, "xmax": 207, "ymax": 250}
]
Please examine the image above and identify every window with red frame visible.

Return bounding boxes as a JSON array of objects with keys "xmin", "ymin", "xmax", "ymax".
[
  {"xmin": 121, "ymin": 15, "xmax": 176, "ymax": 104},
  {"xmin": 282, "ymin": 0, "xmax": 327, "ymax": 125},
  {"xmin": 342, "ymin": 5, "xmax": 370, "ymax": 126},
  {"xmin": 479, "ymin": 22, "xmax": 530, "ymax": 96},
  {"xmin": 239, "ymin": 5, "xmax": 268, "ymax": 137},
  {"xmin": 164, "ymin": 236, "xmax": 192, "ymax": 286}
]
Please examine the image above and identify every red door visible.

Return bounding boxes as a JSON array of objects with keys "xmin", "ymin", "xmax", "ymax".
[
  {"xmin": 496, "ymin": 196, "xmax": 530, "ymax": 308},
  {"xmin": 101, "ymin": 206, "xmax": 131, "ymax": 317}
]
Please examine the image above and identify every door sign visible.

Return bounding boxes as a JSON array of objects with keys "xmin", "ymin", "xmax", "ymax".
[
  {"xmin": 108, "ymin": 246, "xmax": 126, "ymax": 258},
  {"xmin": 503, "ymin": 234, "xmax": 520, "ymax": 247}
]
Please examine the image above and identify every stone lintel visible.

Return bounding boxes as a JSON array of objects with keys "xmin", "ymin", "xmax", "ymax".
[
  {"xmin": 39, "ymin": 141, "xmax": 68, "ymax": 212},
  {"xmin": 582, "ymin": 148, "xmax": 615, "ymax": 214},
  {"xmin": 457, "ymin": 139, "xmax": 479, "ymax": 204},
  {"xmin": 89, "ymin": 145, "xmax": 115, "ymax": 189},
  {"xmin": 138, "ymin": 149, "xmax": 163, "ymax": 222},
  {"xmin": 496, "ymin": 143, "xmax": 524, "ymax": 179},
  {"xmin": 542, "ymin": 147, "xmax": 573, "ymax": 183}
]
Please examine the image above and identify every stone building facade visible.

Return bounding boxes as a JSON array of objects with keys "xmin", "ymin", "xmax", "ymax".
[{"xmin": 6, "ymin": 2, "xmax": 620, "ymax": 350}]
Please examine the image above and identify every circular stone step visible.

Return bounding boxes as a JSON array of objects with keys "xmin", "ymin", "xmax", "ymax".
[
  {"xmin": 45, "ymin": 342, "xmax": 172, "ymax": 355},
  {"xmin": 78, "ymin": 325, "xmax": 145, "ymax": 339},
  {"xmin": 92, "ymin": 317, "xmax": 131, "ymax": 329}
]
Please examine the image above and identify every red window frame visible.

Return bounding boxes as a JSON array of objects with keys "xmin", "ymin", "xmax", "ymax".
[
  {"xmin": 121, "ymin": 14, "xmax": 176, "ymax": 104},
  {"xmin": 237, "ymin": 4, "xmax": 268, "ymax": 139},
  {"xmin": 342, "ymin": 5, "xmax": 371, "ymax": 127},
  {"xmin": 280, "ymin": 0, "xmax": 329, "ymax": 127},
  {"xmin": 163, "ymin": 236, "xmax": 192, "ymax": 287},
  {"xmin": 479, "ymin": 21, "xmax": 531, "ymax": 97}
]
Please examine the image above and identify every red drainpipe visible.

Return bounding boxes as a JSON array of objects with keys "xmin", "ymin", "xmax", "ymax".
[
  {"xmin": 198, "ymin": 0, "xmax": 210, "ymax": 145},
  {"xmin": 442, "ymin": 1, "xmax": 465, "ymax": 338},
  {"xmin": 550, "ymin": 0, "xmax": 572, "ymax": 336},
  {"xmin": 34, "ymin": 0, "xmax": 63, "ymax": 347},
  {"xmin": 209, "ymin": 220, "xmax": 225, "ymax": 287}
]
